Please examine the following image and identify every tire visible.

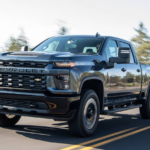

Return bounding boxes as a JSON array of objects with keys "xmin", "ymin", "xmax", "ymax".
[
  {"xmin": 0, "ymin": 114, "xmax": 21, "ymax": 127},
  {"xmin": 68, "ymin": 89, "xmax": 100, "ymax": 137},
  {"xmin": 140, "ymin": 91, "xmax": 150, "ymax": 119}
]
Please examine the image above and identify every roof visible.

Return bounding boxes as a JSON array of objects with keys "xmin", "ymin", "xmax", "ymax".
[
  {"xmin": 54, "ymin": 35, "xmax": 104, "ymax": 38},
  {"xmin": 50, "ymin": 35, "xmax": 130, "ymax": 43}
]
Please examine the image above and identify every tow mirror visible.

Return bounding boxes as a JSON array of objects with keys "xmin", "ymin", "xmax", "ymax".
[
  {"xmin": 109, "ymin": 47, "xmax": 130, "ymax": 64},
  {"xmin": 21, "ymin": 46, "xmax": 28, "ymax": 51},
  {"xmin": 105, "ymin": 62, "xmax": 114, "ymax": 69}
]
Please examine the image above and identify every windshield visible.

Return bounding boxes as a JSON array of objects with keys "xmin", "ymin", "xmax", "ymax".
[{"xmin": 33, "ymin": 37, "xmax": 104, "ymax": 54}]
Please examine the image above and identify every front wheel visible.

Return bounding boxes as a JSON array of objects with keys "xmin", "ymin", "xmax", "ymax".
[
  {"xmin": 68, "ymin": 89, "xmax": 100, "ymax": 137},
  {"xmin": 0, "ymin": 114, "xmax": 21, "ymax": 127}
]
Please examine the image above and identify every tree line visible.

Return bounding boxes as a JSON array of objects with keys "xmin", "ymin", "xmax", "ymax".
[
  {"xmin": 131, "ymin": 22, "xmax": 150, "ymax": 65},
  {"xmin": 2, "ymin": 23, "xmax": 150, "ymax": 65},
  {"xmin": 5, "ymin": 29, "xmax": 29, "ymax": 52},
  {"xmin": 3, "ymin": 26, "xmax": 68, "ymax": 52}
]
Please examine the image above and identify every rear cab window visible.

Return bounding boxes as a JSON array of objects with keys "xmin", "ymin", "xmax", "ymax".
[{"xmin": 119, "ymin": 41, "xmax": 135, "ymax": 63}]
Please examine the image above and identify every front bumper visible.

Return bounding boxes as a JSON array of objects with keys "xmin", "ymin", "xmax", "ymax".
[{"xmin": 0, "ymin": 90, "xmax": 80, "ymax": 121}]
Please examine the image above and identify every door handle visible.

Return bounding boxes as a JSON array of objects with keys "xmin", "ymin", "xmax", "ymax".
[
  {"xmin": 121, "ymin": 68, "xmax": 126, "ymax": 72},
  {"xmin": 137, "ymin": 69, "xmax": 141, "ymax": 72}
]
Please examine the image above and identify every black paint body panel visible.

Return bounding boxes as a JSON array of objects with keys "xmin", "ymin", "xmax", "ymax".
[{"xmin": 0, "ymin": 35, "xmax": 149, "ymax": 120}]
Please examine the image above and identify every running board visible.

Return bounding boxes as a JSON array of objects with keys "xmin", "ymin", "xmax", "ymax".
[
  {"xmin": 104, "ymin": 97, "xmax": 146, "ymax": 107},
  {"xmin": 102, "ymin": 104, "xmax": 142, "ymax": 115},
  {"xmin": 104, "ymin": 98, "xmax": 137, "ymax": 106}
]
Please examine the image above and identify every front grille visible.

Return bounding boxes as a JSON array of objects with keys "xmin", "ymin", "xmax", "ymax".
[
  {"xmin": 0, "ymin": 61, "xmax": 48, "ymax": 68},
  {"xmin": 0, "ymin": 73, "xmax": 46, "ymax": 91}
]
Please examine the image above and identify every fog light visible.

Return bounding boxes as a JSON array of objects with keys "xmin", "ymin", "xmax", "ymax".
[{"xmin": 54, "ymin": 75, "xmax": 70, "ymax": 90}]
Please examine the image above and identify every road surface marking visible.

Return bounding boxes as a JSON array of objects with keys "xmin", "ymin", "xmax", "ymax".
[
  {"xmin": 80, "ymin": 126, "xmax": 150, "ymax": 150},
  {"xmin": 61, "ymin": 127, "xmax": 136, "ymax": 150}
]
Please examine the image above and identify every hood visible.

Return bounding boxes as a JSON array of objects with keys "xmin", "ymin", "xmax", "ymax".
[
  {"xmin": 0, "ymin": 51, "xmax": 98, "ymax": 63},
  {"xmin": 0, "ymin": 51, "xmax": 75, "ymax": 62}
]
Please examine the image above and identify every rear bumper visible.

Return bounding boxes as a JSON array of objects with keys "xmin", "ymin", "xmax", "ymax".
[{"xmin": 0, "ymin": 90, "xmax": 80, "ymax": 121}]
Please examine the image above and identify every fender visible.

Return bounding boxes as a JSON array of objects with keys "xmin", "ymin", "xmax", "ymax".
[
  {"xmin": 79, "ymin": 76, "xmax": 104, "ymax": 94},
  {"xmin": 78, "ymin": 76, "xmax": 105, "ymax": 111}
]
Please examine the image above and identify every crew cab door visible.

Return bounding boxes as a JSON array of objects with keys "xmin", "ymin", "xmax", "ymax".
[
  {"xmin": 104, "ymin": 40, "xmax": 128, "ymax": 100},
  {"xmin": 118, "ymin": 41, "xmax": 142, "ymax": 98}
]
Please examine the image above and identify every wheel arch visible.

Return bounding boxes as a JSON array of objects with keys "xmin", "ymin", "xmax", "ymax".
[{"xmin": 79, "ymin": 76, "xmax": 105, "ymax": 113}]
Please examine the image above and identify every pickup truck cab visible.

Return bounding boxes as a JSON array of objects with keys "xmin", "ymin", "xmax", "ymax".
[{"xmin": 0, "ymin": 34, "xmax": 150, "ymax": 137}]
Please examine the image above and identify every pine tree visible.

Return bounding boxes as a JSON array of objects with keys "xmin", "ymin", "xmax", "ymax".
[
  {"xmin": 131, "ymin": 22, "xmax": 150, "ymax": 64},
  {"xmin": 6, "ymin": 29, "xmax": 29, "ymax": 52},
  {"xmin": 58, "ymin": 27, "xmax": 68, "ymax": 35}
]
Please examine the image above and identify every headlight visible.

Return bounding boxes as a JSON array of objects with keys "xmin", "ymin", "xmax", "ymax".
[
  {"xmin": 54, "ymin": 75, "xmax": 70, "ymax": 90},
  {"xmin": 54, "ymin": 62, "xmax": 75, "ymax": 67}
]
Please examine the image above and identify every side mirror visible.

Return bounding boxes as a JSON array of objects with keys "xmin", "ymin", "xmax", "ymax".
[
  {"xmin": 105, "ymin": 62, "xmax": 114, "ymax": 69},
  {"xmin": 21, "ymin": 46, "xmax": 28, "ymax": 51},
  {"xmin": 109, "ymin": 47, "xmax": 130, "ymax": 64}
]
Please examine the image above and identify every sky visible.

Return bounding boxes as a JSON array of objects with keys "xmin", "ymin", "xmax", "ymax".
[{"xmin": 0, "ymin": 0, "xmax": 150, "ymax": 51}]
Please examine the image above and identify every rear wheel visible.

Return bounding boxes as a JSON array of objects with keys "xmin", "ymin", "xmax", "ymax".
[
  {"xmin": 140, "ymin": 91, "xmax": 150, "ymax": 119},
  {"xmin": 68, "ymin": 89, "xmax": 100, "ymax": 137},
  {"xmin": 0, "ymin": 114, "xmax": 21, "ymax": 126}
]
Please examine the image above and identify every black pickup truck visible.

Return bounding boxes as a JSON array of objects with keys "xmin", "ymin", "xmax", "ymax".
[{"xmin": 0, "ymin": 34, "xmax": 150, "ymax": 137}]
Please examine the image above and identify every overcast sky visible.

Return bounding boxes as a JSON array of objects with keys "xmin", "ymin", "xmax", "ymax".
[{"xmin": 0, "ymin": 0, "xmax": 150, "ymax": 50}]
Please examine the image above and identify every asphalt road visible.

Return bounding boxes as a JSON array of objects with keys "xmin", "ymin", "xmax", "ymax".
[{"xmin": 0, "ymin": 108, "xmax": 150, "ymax": 150}]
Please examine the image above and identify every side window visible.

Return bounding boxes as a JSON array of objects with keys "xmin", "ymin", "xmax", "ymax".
[
  {"xmin": 119, "ymin": 42, "xmax": 134, "ymax": 63},
  {"xmin": 105, "ymin": 40, "xmax": 118, "ymax": 61}
]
